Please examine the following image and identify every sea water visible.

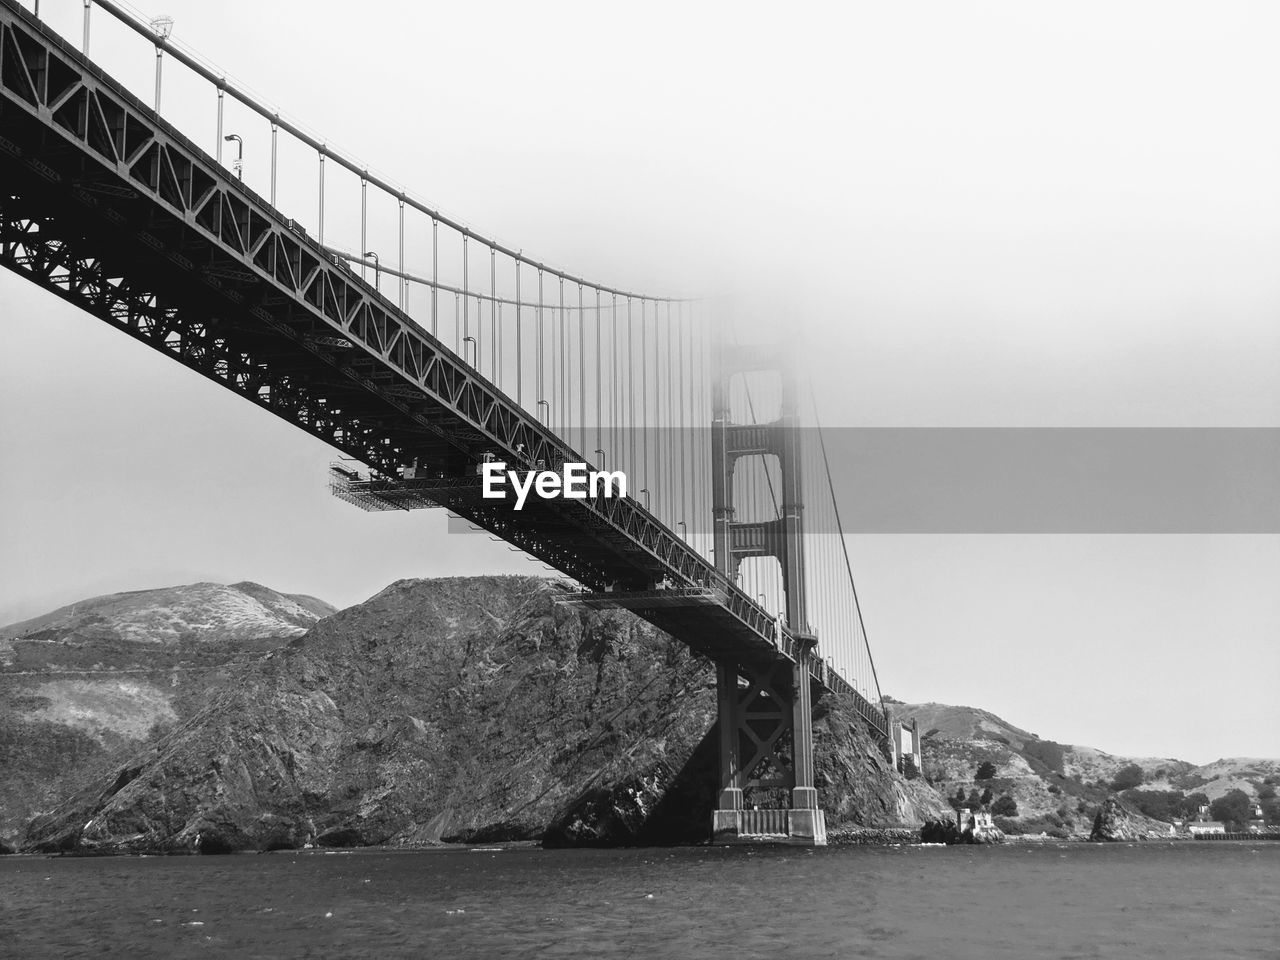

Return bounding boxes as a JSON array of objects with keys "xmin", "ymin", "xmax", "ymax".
[{"xmin": 2, "ymin": 841, "xmax": 1276, "ymax": 958}]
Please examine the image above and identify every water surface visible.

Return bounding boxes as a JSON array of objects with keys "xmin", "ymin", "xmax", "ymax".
[{"xmin": 2, "ymin": 842, "xmax": 1276, "ymax": 958}]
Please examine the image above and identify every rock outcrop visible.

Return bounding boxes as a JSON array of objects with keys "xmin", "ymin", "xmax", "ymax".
[
  {"xmin": 1089, "ymin": 796, "xmax": 1147, "ymax": 841},
  {"xmin": 23, "ymin": 576, "xmax": 943, "ymax": 852}
]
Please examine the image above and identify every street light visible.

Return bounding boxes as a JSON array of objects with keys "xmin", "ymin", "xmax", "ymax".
[
  {"xmin": 463, "ymin": 335, "xmax": 477, "ymax": 367},
  {"xmin": 639, "ymin": 488, "xmax": 650, "ymax": 509},
  {"xmin": 677, "ymin": 520, "xmax": 687, "ymax": 540},
  {"xmin": 364, "ymin": 251, "xmax": 379, "ymax": 292},
  {"xmin": 150, "ymin": 17, "xmax": 173, "ymax": 111},
  {"xmin": 223, "ymin": 133, "xmax": 243, "ymax": 179},
  {"xmin": 536, "ymin": 399, "xmax": 550, "ymax": 426}
]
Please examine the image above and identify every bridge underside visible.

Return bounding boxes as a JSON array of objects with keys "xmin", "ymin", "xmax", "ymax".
[{"xmin": 0, "ymin": 1, "xmax": 885, "ymax": 845}]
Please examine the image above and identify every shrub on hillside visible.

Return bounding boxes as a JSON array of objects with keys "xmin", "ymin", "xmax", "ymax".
[
  {"xmin": 1258, "ymin": 784, "xmax": 1277, "ymax": 801},
  {"xmin": 991, "ymin": 795, "xmax": 1018, "ymax": 817},
  {"xmin": 1120, "ymin": 788, "xmax": 1187, "ymax": 823},
  {"xmin": 1110, "ymin": 764, "xmax": 1144, "ymax": 792},
  {"xmin": 975, "ymin": 760, "xmax": 997, "ymax": 780}
]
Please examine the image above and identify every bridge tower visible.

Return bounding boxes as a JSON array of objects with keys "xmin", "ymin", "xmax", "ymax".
[{"xmin": 709, "ymin": 342, "xmax": 826, "ymax": 845}]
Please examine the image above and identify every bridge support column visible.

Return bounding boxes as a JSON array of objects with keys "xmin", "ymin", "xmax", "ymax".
[
  {"xmin": 787, "ymin": 638, "xmax": 826, "ymax": 845},
  {"xmin": 712, "ymin": 662, "xmax": 744, "ymax": 842},
  {"xmin": 708, "ymin": 337, "xmax": 828, "ymax": 846},
  {"xmin": 708, "ymin": 655, "xmax": 826, "ymax": 846}
]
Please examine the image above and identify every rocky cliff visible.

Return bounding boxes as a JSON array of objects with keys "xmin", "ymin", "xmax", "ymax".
[
  {"xmin": 0, "ymin": 582, "xmax": 336, "ymax": 844},
  {"xmin": 1089, "ymin": 796, "xmax": 1151, "ymax": 841},
  {"xmin": 24, "ymin": 576, "xmax": 941, "ymax": 852}
]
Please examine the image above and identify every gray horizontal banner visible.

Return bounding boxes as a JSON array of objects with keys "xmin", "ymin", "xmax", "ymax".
[
  {"xmin": 813, "ymin": 428, "xmax": 1280, "ymax": 533},
  {"xmin": 443, "ymin": 428, "xmax": 1280, "ymax": 534}
]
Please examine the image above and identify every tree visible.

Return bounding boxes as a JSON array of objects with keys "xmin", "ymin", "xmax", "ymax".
[
  {"xmin": 1182, "ymin": 792, "xmax": 1210, "ymax": 819},
  {"xmin": 949, "ymin": 786, "xmax": 966, "ymax": 811},
  {"xmin": 1210, "ymin": 789, "xmax": 1252, "ymax": 830},
  {"xmin": 1110, "ymin": 764, "xmax": 1144, "ymax": 792},
  {"xmin": 900, "ymin": 755, "xmax": 920, "ymax": 781},
  {"xmin": 1262, "ymin": 798, "xmax": 1280, "ymax": 825},
  {"xmin": 975, "ymin": 761, "xmax": 998, "ymax": 781},
  {"xmin": 991, "ymin": 795, "xmax": 1018, "ymax": 817},
  {"xmin": 967, "ymin": 788, "xmax": 982, "ymax": 810},
  {"xmin": 980, "ymin": 787, "xmax": 993, "ymax": 806},
  {"xmin": 1258, "ymin": 784, "xmax": 1277, "ymax": 801}
]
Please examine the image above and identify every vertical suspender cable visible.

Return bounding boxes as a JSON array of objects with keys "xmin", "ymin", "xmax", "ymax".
[
  {"xmin": 490, "ymin": 248, "xmax": 497, "ymax": 383},
  {"xmin": 468, "ymin": 235, "xmax": 473, "ymax": 355},
  {"xmin": 317, "ymin": 151, "xmax": 325, "ymax": 244},
  {"xmin": 537, "ymin": 270, "xmax": 544, "ymax": 417},
  {"xmin": 678, "ymin": 301, "xmax": 687, "ymax": 535},
  {"xmin": 616, "ymin": 296, "xmax": 622, "ymax": 471},
  {"xmin": 270, "ymin": 121, "xmax": 278, "ymax": 206},
  {"xmin": 670, "ymin": 300, "xmax": 680, "ymax": 527},
  {"xmin": 641, "ymin": 299, "xmax": 648, "ymax": 499},
  {"xmin": 559, "ymin": 278, "xmax": 566, "ymax": 439},
  {"xmin": 360, "ymin": 179, "xmax": 367, "ymax": 280},
  {"xmin": 627, "ymin": 298, "xmax": 635, "ymax": 479},
  {"xmin": 578, "ymin": 283, "xmax": 586, "ymax": 454},
  {"xmin": 398, "ymin": 200, "xmax": 406, "ymax": 311},
  {"xmin": 515, "ymin": 262, "xmax": 523, "ymax": 406},
  {"xmin": 595, "ymin": 289, "xmax": 602, "ymax": 463}
]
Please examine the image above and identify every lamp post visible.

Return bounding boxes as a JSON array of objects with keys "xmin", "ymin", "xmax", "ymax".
[
  {"xmin": 639, "ymin": 488, "xmax": 650, "ymax": 509},
  {"xmin": 223, "ymin": 133, "xmax": 243, "ymax": 179},
  {"xmin": 463, "ymin": 335, "xmax": 477, "ymax": 367},
  {"xmin": 536, "ymin": 399, "xmax": 550, "ymax": 427},
  {"xmin": 364, "ymin": 251, "xmax": 379, "ymax": 292},
  {"xmin": 150, "ymin": 16, "xmax": 173, "ymax": 111}
]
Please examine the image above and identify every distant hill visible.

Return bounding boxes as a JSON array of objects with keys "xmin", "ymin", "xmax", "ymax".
[
  {"xmin": 895, "ymin": 701, "xmax": 1279, "ymax": 837},
  {"xmin": 0, "ymin": 581, "xmax": 335, "ymax": 647},
  {"xmin": 0, "ymin": 581, "xmax": 336, "ymax": 844}
]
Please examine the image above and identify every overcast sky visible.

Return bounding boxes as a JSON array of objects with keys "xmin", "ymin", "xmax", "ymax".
[{"xmin": 2, "ymin": 0, "xmax": 1278, "ymax": 763}]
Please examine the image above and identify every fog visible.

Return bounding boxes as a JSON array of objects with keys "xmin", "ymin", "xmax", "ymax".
[{"xmin": 2, "ymin": 0, "xmax": 1277, "ymax": 760}]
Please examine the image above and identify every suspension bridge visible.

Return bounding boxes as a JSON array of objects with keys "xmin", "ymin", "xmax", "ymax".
[{"xmin": 0, "ymin": 0, "xmax": 894, "ymax": 845}]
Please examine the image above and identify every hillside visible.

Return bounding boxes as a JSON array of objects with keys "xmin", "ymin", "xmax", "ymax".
[
  {"xmin": 23, "ymin": 576, "xmax": 944, "ymax": 853},
  {"xmin": 1, "ymin": 581, "xmax": 334, "ymax": 648},
  {"xmin": 0, "ymin": 582, "xmax": 336, "ymax": 844},
  {"xmin": 897, "ymin": 702, "xmax": 1279, "ymax": 836}
]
